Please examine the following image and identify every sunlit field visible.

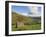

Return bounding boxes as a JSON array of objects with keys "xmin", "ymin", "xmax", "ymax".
[
  {"xmin": 12, "ymin": 12, "xmax": 41, "ymax": 31},
  {"xmin": 12, "ymin": 24, "xmax": 41, "ymax": 31}
]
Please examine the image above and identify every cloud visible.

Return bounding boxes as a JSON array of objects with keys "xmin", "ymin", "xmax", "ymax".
[{"xmin": 28, "ymin": 6, "xmax": 41, "ymax": 15}]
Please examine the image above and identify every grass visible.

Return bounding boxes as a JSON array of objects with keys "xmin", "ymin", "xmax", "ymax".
[
  {"xmin": 12, "ymin": 12, "xmax": 41, "ymax": 31},
  {"xmin": 12, "ymin": 24, "xmax": 41, "ymax": 31}
]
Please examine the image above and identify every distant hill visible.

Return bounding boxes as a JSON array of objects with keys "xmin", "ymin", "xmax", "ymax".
[
  {"xmin": 12, "ymin": 12, "xmax": 41, "ymax": 25},
  {"xmin": 12, "ymin": 12, "xmax": 32, "ymax": 25}
]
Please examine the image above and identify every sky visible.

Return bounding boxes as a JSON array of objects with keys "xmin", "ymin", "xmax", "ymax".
[
  {"xmin": 12, "ymin": 6, "xmax": 30, "ymax": 13},
  {"xmin": 12, "ymin": 5, "xmax": 41, "ymax": 17}
]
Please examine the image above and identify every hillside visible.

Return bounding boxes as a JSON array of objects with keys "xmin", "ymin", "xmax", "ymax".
[
  {"xmin": 12, "ymin": 12, "xmax": 41, "ymax": 31},
  {"xmin": 12, "ymin": 12, "xmax": 32, "ymax": 25}
]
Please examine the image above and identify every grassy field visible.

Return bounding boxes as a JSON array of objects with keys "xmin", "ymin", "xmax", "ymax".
[
  {"xmin": 12, "ymin": 24, "xmax": 41, "ymax": 31},
  {"xmin": 12, "ymin": 12, "xmax": 41, "ymax": 31}
]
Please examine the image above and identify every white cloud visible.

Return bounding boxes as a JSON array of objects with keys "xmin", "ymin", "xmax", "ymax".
[
  {"xmin": 28, "ymin": 6, "xmax": 41, "ymax": 15},
  {"xmin": 14, "ymin": 6, "xmax": 41, "ymax": 17},
  {"xmin": 16, "ymin": 12, "xmax": 41, "ymax": 17}
]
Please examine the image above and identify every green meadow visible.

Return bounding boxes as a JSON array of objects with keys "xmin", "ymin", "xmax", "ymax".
[{"xmin": 12, "ymin": 12, "xmax": 41, "ymax": 31}]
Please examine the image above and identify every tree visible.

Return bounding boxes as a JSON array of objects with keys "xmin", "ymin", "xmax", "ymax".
[{"xmin": 12, "ymin": 12, "xmax": 32, "ymax": 28}]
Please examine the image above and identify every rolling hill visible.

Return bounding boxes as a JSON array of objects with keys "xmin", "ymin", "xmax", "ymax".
[{"xmin": 12, "ymin": 12, "xmax": 41, "ymax": 31}]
